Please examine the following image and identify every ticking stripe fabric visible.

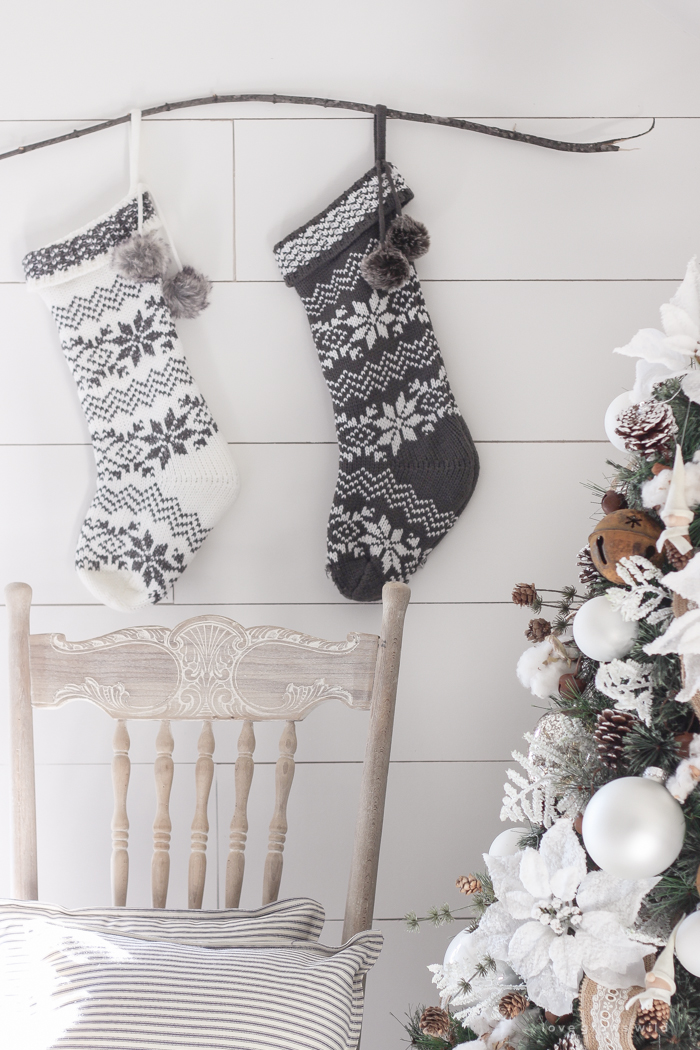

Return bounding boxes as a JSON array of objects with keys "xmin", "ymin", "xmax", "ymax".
[
  {"xmin": 0, "ymin": 899, "xmax": 382, "ymax": 1050},
  {"xmin": 0, "ymin": 896, "xmax": 326, "ymax": 947}
]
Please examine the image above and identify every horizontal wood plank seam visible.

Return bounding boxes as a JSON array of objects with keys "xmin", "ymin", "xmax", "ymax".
[
  {"xmin": 18, "ymin": 759, "xmax": 512, "ymax": 769},
  {"xmin": 0, "ymin": 115, "xmax": 668, "ymax": 123},
  {"xmin": 0, "ymin": 600, "xmax": 518, "ymax": 607},
  {"xmin": 0, "ymin": 439, "xmax": 615, "ymax": 446},
  {"xmin": 0, "ymin": 278, "xmax": 687, "ymax": 285}
]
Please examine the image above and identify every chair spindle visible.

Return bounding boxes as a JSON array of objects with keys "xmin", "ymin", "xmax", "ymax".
[
  {"xmin": 188, "ymin": 720, "xmax": 215, "ymax": 909},
  {"xmin": 262, "ymin": 720, "xmax": 297, "ymax": 905},
  {"xmin": 111, "ymin": 719, "xmax": 130, "ymax": 907},
  {"xmin": 152, "ymin": 719, "xmax": 174, "ymax": 908},
  {"xmin": 225, "ymin": 720, "xmax": 255, "ymax": 908}
]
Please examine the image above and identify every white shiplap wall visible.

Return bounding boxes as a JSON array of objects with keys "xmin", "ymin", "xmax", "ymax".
[{"xmin": 0, "ymin": 1, "xmax": 697, "ymax": 1043}]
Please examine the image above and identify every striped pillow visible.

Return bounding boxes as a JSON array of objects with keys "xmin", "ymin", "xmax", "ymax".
[
  {"xmin": 0, "ymin": 905, "xmax": 381, "ymax": 1050},
  {"xmin": 0, "ymin": 895, "xmax": 325, "ymax": 946}
]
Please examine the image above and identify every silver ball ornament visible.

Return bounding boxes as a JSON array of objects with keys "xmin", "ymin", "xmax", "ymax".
[
  {"xmin": 582, "ymin": 776, "xmax": 685, "ymax": 878},
  {"xmin": 573, "ymin": 595, "xmax": 638, "ymax": 662},
  {"xmin": 675, "ymin": 911, "xmax": 700, "ymax": 977}
]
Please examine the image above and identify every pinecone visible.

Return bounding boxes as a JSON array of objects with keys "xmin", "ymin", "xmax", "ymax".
[
  {"xmin": 595, "ymin": 709, "xmax": 636, "ymax": 768},
  {"xmin": 526, "ymin": 617, "xmax": 551, "ymax": 642},
  {"xmin": 498, "ymin": 992, "xmax": 529, "ymax": 1018},
  {"xmin": 512, "ymin": 583, "xmax": 538, "ymax": 607},
  {"xmin": 577, "ymin": 545, "xmax": 599, "ymax": 587},
  {"xmin": 637, "ymin": 1000, "xmax": 671, "ymax": 1040},
  {"xmin": 614, "ymin": 400, "xmax": 678, "ymax": 460},
  {"xmin": 456, "ymin": 874, "xmax": 482, "ymax": 895},
  {"xmin": 419, "ymin": 1006, "xmax": 451, "ymax": 1038},
  {"xmin": 663, "ymin": 538, "xmax": 695, "ymax": 571},
  {"xmin": 552, "ymin": 1035, "xmax": 582, "ymax": 1050}
]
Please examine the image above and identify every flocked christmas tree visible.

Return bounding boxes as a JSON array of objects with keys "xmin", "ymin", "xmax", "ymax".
[{"xmin": 403, "ymin": 259, "xmax": 700, "ymax": 1050}]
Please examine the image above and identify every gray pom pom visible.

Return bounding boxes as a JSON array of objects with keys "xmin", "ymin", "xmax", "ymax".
[
  {"xmin": 386, "ymin": 214, "xmax": 430, "ymax": 261},
  {"xmin": 360, "ymin": 245, "xmax": 411, "ymax": 291},
  {"xmin": 162, "ymin": 266, "xmax": 212, "ymax": 319},
  {"xmin": 113, "ymin": 231, "xmax": 171, "ymax": 281}
]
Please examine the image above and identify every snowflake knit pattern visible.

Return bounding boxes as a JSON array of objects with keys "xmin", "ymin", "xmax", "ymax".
[
  {"xmin": 24, "ymin": 192, "xmax": 239, "ymax": 610},
  {"xmin": 275, "ymin": 166, "xmax": 479, "ymax": 601}
]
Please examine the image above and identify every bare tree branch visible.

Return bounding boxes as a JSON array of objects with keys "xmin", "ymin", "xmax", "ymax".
[{"xmin": 0, "ymin": 94, "xmax": 656, "ymax": 161}]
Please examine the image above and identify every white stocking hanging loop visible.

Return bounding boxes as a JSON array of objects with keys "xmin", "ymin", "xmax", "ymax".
[{"xmin": 129, "ymin": 109, "xmax": 144, "ymax": 232}]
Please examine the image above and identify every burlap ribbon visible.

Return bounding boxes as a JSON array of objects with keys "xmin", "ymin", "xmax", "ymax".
[{"xmin": 579, "ymin": 977, "xmax": 642, "ymax": 1050}]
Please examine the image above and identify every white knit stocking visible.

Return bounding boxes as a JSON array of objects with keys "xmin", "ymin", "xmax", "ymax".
[{"xmin": 23, "ymin": 191, "xmax": 238, "ymax": 610}]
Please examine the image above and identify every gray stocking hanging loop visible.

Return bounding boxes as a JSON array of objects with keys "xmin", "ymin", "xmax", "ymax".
[{"xmin": 361, "ymin": 104, "xmax": 430, "ymax": 291}]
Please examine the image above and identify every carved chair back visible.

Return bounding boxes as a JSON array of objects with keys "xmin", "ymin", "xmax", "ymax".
[{"xmin": 7, "ymin": 581, "xmax": 410, "ymax": 941}]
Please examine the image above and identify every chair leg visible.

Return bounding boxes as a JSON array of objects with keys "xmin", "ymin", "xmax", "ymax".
[
  {"xmin": 343, "ymin": 581, "xmax": 410, "ymax": 941},
  {"xmin": 7, "ymin": 582, "xmax": 38, "ymax": 901}
]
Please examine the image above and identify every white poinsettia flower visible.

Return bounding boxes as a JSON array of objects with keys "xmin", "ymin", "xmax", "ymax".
[
  {"xmin": 478, "ymin": 818, "xmax": 658, "ymax": 1015},
  {"xmin": 616, "ymin": 327, "xmax": 689, "ymax": 372},
  {"xmin": 615, "ymin": 258, "xmax": 700, "ymax": 399}
]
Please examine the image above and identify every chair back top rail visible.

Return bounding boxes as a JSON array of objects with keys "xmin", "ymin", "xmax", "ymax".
[{"xmin": 27, "ymin": 615, "xmax": 380, "ymax": 720}]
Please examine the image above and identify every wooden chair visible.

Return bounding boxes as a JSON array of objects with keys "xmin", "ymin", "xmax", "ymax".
[{"xmin": 7, "ymin": 580, "xmax": 410, "ymax": 942}]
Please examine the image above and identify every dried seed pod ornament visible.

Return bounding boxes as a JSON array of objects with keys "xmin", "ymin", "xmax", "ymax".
[
  {"xmin": 588, "ymin": 509, "xmax": 662, "ymax": 584},
  {"xmin": 656, "ymin": 444, "xmax": 694, "ymax": 563}
]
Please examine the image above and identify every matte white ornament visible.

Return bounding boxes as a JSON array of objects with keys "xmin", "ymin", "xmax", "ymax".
[
  {"xmin": 675, "ymin": 911, "xmax": 700, "ymax": 977},
  {"xmin": 573, "ymin": 595, "xmax": 639, "ymax": 662},
  {"xmin": 605, "ymin": 392, "xmax": 635, "ymax": 451},
  {"xmin": 489, "ymin": 827, "xmax": 528, "ymax": 856},
  {"xmin": 582, "ymin": 776, "xmax": 686, "ymax": 878}
]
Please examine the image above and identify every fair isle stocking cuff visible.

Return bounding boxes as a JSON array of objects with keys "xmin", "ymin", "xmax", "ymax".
[
  {"xmin": 23, "ymin": 191, "xmax": 239, "ymax": 610},
  {"xmin": 274, "ymin": 166, "xmax": 413, "ymax": 288},
  {"xmin": 24, "ymin": 194, "xmax": 160, "ymax": 289}
]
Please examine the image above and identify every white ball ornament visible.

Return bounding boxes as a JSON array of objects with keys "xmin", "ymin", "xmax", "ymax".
[
  {"xmin": 443, "ymin": 927, "xmax": 479, "ymax": 968},
  {"xmin": 675, "ymin": 911, "xmax": 700, "ymax": 977},
  {"xmin": 573, "ymin": 595, "xmax": 638, "ymax": 662},
  {"xmin": 488, "ymin": 827, "xmax": 528, "ymax": 856},
  {"xmin": 604, "ymin": 391, "xmax": 635, "ymax": 452},
  {"xmin": 582, "ymin": 776, "xmax": 686, "ymax": 879}
]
